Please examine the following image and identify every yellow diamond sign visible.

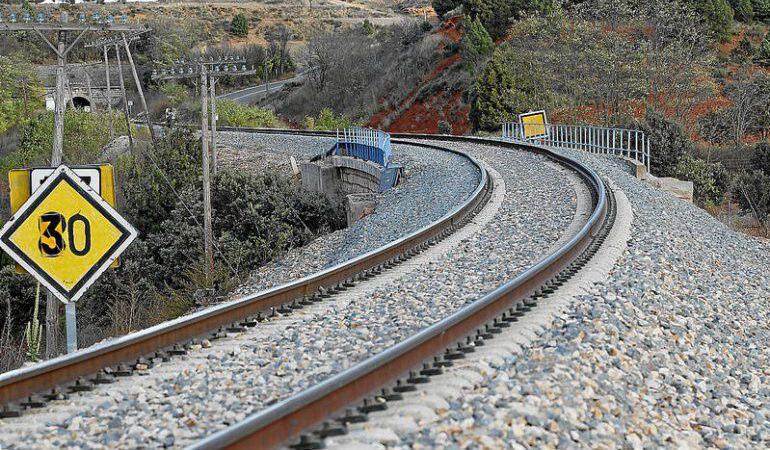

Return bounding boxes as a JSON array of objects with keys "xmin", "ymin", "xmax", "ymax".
[{"xmin": 0, "ymin": 165, "xmax": 137, "ymax": 304}]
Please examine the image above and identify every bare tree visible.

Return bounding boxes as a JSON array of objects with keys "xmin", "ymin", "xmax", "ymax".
[{"xmin": 725, "ymin": 68, "xmax": 770, "ymax": 145}]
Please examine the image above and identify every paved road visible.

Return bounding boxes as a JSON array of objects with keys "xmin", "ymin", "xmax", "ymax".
[{"xmin": 218, "ymin": 71, "xmax": 306, "ymax": 105}]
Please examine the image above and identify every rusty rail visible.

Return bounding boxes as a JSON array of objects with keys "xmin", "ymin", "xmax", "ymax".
[
  {"xmin": 0, "ymin": 137, "xmax": 490, "ymax": 409},
  {"xmin": 183, "ymin": 132, "xmax": 609, "ymax": 450}
]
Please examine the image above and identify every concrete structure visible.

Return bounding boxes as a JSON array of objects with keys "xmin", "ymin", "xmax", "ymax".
[
  {"xmin": 623, "ymin": 157, "xmax": 694, "ymax": 203},
  {"xmin": 43, "ymin": 85, "xmax": 123, "ymax": 112},
  {"xmin": 300, "ymin": 156, "xmax": 402, "ymax": 226}
]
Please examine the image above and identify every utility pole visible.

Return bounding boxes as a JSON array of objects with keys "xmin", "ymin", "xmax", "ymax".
[
  {"xmin": 114, "ymin": 43, "xmax": 134, "ymax": 153},
  {"xmin": 104, "ymin": 45, "xmax": 114, "ymax": 138},
  {"xmin": 210, "ymin": 77, "xmax": 218, "ymax": 175},
  {"xmin": 152, "ymin": 58, "xmax": 255, "ymax": 277},
  {"xmin": 200, "ymin": 65, "xmax": 214, "ymax": 275},
  {"xmin": 121, "ymin": 33, "xmax": 156, "ymax": 145}
]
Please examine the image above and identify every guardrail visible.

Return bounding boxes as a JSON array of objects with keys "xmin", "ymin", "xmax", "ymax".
[
  {"xmin": 335, "ymin": 127, "xmax": 392, "ymax": 167},
  {"xmin": 502, "ymin": 122, "xmax": 650, "ymax": 173}
]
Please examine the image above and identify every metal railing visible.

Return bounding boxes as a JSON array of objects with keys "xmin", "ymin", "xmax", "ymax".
[
  {"xmin": 502, "ymin": 122, "xmax": 651, "ymax": 172},
  {"xmin": 335, "ymin": 127, "xmax": 392, "ymax": 167}
]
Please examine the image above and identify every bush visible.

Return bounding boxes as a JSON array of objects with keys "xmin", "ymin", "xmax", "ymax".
[
  {"xmin": 470, "ymin": 47, "xmax": 551, "ymax": 131},
  {"xmin": 461, "ymin": 16, "xmax": 494, "ymax": 69},
  {"xmin": 637, "ymin": 109, "xmax": 693, "ymax": 177},
  {"xmin": 752, "ymin": 0, "xmax": 770, "ymax": 20},
  {"xmin": 304, "ymin": 108, "xmax": 354, "ymax": 130},
  {"xmin": 0, "ymin": 55, "xmax": 44, "ymax": 135},
  {"xmin": 675, "ymin": 154, "xmax": 729, "ymax": 205},
  {"xmin": 758, "ymin": 31, "xmax": 770, "ymax": 63},
  {"xmin": 230, "ymin": 13, "xmax": 249, "ymax": 38},
  {"xmin": 216, "ymin": 100, "xmax": 282, "ymax": 128},
  {"xmin": 462, "ymin": 0, "xmax": 552, "ymax": 40},
  {"xmin": 159, "ymin": 83, "xmax": 189, "ymax": 108},
  {"xmin": 438, "ymin": 120, "xmax": 453, "ymax": 134},
  {"xmin": 733, "ymin": 170, "xmax": 770, "ymax": 225},
  {"xmin": 432, "ymin": 0, "xmax": 463, "ymax": 17},
  {"xmin": 751, "ymin": 141, "xmax": 770, "ymax": 174},
  {"xmin": 730, "ymin": 0, "xmax": 755, "ymax": 21}
]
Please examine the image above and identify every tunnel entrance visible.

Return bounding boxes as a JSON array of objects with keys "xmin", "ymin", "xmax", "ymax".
[{"xmin": 72, "ymin": 97, "xmax": 91, "ymax": 111}]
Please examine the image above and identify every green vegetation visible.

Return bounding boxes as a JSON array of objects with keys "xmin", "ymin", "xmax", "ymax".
[
  {"xmin": 304, "ymin": 108, "xmax": 354, "ymax": 130},
  {"xmin": 463, "ymin": 0, "xmax": 552, "ymax": 40},
  {"xmin": 636, "ymin": 110, "xmax": 693, "ymax": 178},
  {"xmin": 432, "ymin": 0, "xmax": 463, "ymax": 17},
  {"xmin": 0, "ymin": 56, "xmax": 44, "ymax": 135},
  {"xmin": 461, "ymin": 16, "xmax": 494, "ymax": 69},
  {"xmin": 675, "ymin": 154, "xmax": 729, "ymax": 205},
  {"xmin": 470, "ymin": 48, "xmax": 551, "ymax": 131},
  {"xmin": 688, "ymin": 0, "xmax": 734, "ymax": 41},
  {"xmin": 159, "ymin": 83, "xmax": 189, "ymax": 108},
  {"xmin": 216, "ymin": 101, "xmax": 283, "ymax": 128},
  {"xmin": 230, "ymin": 13, "xmax": 250, "ymax": 38},
  {"xmin": 730, "ymin": 0, "xmax": 755, "ymax": 22}
]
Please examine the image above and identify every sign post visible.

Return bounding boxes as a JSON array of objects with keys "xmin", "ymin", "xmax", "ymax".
[{"xmin": 0, "ymin": 165, "xmax": 137, "ymax": 353}]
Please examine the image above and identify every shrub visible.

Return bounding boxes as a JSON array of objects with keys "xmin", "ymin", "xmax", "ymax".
[
  {"xmin": 462, "ymin": 0, "xmax": 552, "ymax": 40},
  {"xmin": 159, "ymin": 83, "xmax": 189, "ymax": 108},
  {"xmin": 438, "ymin": 120, "xmax": 453, "ymax": 134},
  {"xmin": 0, "ymin": 55, "xmax": 44, "ymax": 135},
  {"xmin": 637, "ymin": 109, "xmax": 693, "ymax": 177},
  {"xmin": 758, "ymin": 31, "xmax": 770, "ymax": 64},
  {"xmin": 675, "ymin": 154, "xmax": 729, "ymax": 205},
  {"xmin": 216, "ymin": 100, "xmax": 282, "ymax": 128},
  {"xmin": 304, "ymin": 108, "xmax": 353, "ymax": 130},
  {"xmin": 230, "ymin": 13, "xmax": 249, "ymax": 38},
  {"xmin": 732, "ymin": 170, "xmax": 770, "ymax": 226},
  {"xmin": 730, "ymin": 0, "xmax": 755, "ymax": 21},
  {"xmin": 751, "ymin": 141, "xmax": 770, "ymax": 174},
  {"xmin": 461, "ymin": 16, "xmax": 494, "ymax": 69},
  {"xmin": 752, "ymin": 0, "xmax": 770, "ymax": 20},
  {"xmin": 432, "ymin": 0, "xmax": 463, "ymax": 17}
]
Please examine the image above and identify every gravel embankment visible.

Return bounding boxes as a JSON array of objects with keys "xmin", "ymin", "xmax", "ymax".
[
  {"xmin": 222, "ymin": 133, "xmax": 483, "ymax": 294},
  {"xmin": 0, "ymin": 139, "xmax": 578, "ymax": 449},
  {"xmin": 394, "ymin": 149, "xmax": 770, "ymax": 450}
]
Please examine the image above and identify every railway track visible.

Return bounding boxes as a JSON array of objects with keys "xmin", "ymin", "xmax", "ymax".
[{"xmin": 0, "ymin": 132, "xmax": 613, "ymax": 449}]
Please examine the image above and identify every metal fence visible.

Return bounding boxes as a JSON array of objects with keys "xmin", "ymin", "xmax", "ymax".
[
  {"xmin": 335, "ymin": 127, "xmax": 392, "ymax": 167},
  {"xmin": 502, "ymin": 122, "xmax": 651, "ymax": 172}
]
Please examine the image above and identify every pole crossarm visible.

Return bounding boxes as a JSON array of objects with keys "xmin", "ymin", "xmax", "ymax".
[
  {"xmin": 152, "ymin": 69, "xmax": 256, "ymax": 81},
  {"xmin": 84, "ymin": 29, "xmax": 149, "ymax": 48},
  {"xmin": 0, "ymin": 23, "xmax": 147, "ymax": 32}
]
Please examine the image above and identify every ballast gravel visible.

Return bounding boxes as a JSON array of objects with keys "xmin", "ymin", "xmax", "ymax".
[
  {"xmin": 0, "ymin": 138, "xmax": 577, "ymax": 448},
  {"xmin": 392, "ymin": 147, "xmax": 770, "ymax": 450}
]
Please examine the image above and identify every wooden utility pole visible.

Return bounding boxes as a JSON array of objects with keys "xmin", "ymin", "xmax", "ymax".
[
  {"xmin": 210, "ymin": 77, "xmax": 218, "ymax": 175},
  {"xmin": 104, "ymin": 45, "xmax": 114, "ymax": 138},
  {"xmin": 152, "ymin": 59, "xmax": 254, "ymax": 277},
  {"xmin": 121, "ymin": 33, "xmax": 156, "ymax": 145},
  {"xmin": 115, "ymin": 44, "xmax": 134, "ymax": 152},
  {"xmin": 200, "ymin": 65, "xmax": 214, "ymax": 275}
]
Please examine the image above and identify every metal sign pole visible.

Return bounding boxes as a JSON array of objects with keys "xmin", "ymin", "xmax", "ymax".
[{"xmin": 65, "ymin": 302, "xmax": 77, "ymax": 352}]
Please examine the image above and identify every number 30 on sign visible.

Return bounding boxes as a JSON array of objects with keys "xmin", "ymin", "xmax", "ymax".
[{"xmin": 0, "ymin": 165, "xmax": 137, "ymax": 304}]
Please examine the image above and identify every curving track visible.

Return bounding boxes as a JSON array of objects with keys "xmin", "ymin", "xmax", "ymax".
[{"xmin": 0, "ymin": 133, "xmax": 613, "ymax": 449}]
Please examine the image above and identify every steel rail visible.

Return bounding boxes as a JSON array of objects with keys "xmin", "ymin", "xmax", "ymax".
[
  {"xmin": 184, "ymin": 131, "xmax": 609, "ymax": 450},
  {"xmin": 0, "ymin": 138, "xmax": 490, "ymax": 409}
]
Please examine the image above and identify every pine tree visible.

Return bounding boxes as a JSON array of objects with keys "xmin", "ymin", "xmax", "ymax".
[
  {"xmin": 461, "ymin": 16, "xmax": 494, "ymax": 68},
  {"xmin": 230, "ymin": 14, "xmax": 249, "ymax": 38}
]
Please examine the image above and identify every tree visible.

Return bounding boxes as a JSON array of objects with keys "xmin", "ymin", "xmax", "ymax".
[
  {"xmin": 637, "ymin": 109, "xmax": 693, "ymax": 177},
  {"xmin": 432, "ymin": 0, "xmax": 463, "ymax": 17},
  {"xmin": 751, "ymin": 141, "xmax": 770, "ymax": 175},
  {"xmin": 462, "ymin": 0, "xmax": 552, "ymax": 40},
  {"xmin": 730, "ymin": 0, "xmax": 755, "ymax": 21},
  {"xmin": 470, "ymin": 48, "xmax": 551, "ymax": 131},
  {"xmin": 686, "ymin": 0, "xmax": 734, "ymax": 42},
  {"xmin": 723, "ymin": 69, "xmax": 770, "ymax": 145},
  {"xmin": 230, "ymin": 14, "xmax": 249, "ymax": 38},
  {"xmin": 752, "ymin": 0, "xmax": 770, "ymax": 20},
  {"xmin": 461, "ymin": 16, "xmax": 494, "ymax": 68}
]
